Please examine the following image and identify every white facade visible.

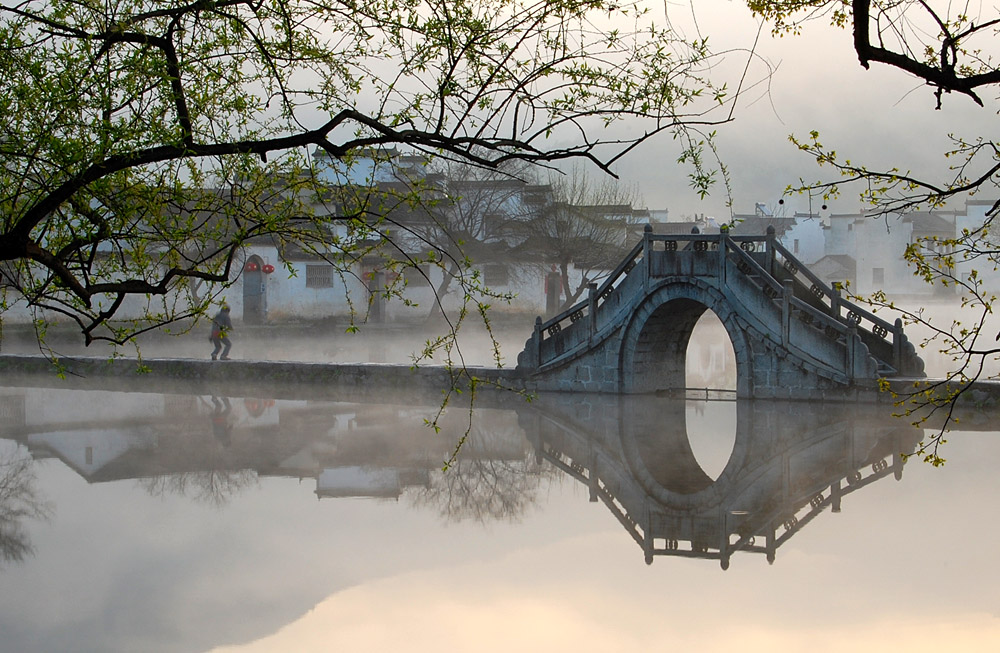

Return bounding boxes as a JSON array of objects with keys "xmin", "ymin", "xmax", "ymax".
[
  {"xmin": 817, "ymin": 204, "xmax": 1000, "ymax": 298},
  {"xmin": 782, "ymin": 214, "xmax": 826, "ymax": 265},
  {"xmin": 954, "ymin": 200, "xmax": 1000, "ymax": 298},
  {"xmin": 222, "ymin": 244, "xmax": 593, "ymax": 325}
]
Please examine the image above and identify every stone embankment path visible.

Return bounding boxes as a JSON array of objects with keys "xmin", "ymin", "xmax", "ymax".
[
  {"xmin": 0, "ymin": 353, "xmax": 524, "ymax": 404},
  {"xmin": 4, "ymin": 353, "xmax": 1000, "ymax": 415}
]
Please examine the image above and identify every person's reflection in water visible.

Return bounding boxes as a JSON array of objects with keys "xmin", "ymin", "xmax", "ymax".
[{"xmin": 210, "ymin": 395, "xmax": 233, "ymax": 447}]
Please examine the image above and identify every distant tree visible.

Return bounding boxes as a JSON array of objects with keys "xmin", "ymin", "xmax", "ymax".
[
  {"xmin": 748, "ymin": 0, "xmax": 1000, "ymax": 463},
  {"xmin": 373, "ymin": 161, "xmax": 637, "ymax": 324},
  {"xmin": 0, "ymin": 0, "xmax": 733, "ymax": 349},
  {"xmin": 383, "ymin": 160, "xmax": 537, "ymax": 321},
  {"xmin": 521, "ymin": 167, "xmax": 636, "ymax": 312}
]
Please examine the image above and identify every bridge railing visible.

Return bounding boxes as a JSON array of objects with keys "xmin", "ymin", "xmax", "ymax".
[
  {"xmin": 530, "ymin": 228, "xmax": 749, "ymax": 367},
  {"xmin": 767, "ymin": 235, "xmax": 906, "ymax": 369},
  {"xmin": 528, "ymin": 225, "xmax": 911, "ymax": 375},
  {"xmin": 722, "ymin": 236, "xmax": 864, "ymax": 378},
  {"xmin": 722, "ymin": 234, "xmax": 783, "ymax": 296},
  {"xmin": 531, "ymin": 237, "xmax": 644, "ymax": 346}
]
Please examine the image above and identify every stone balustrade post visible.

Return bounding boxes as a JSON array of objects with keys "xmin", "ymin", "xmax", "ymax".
[
  {"xmin": 782, "ymin": 279, "xmax": 793, "ymax": 346},
  {"xmin": 765, "ymin": 225, "xmax": 776, "ymax": 277},
  {"xmin": 642, "ymin": 502, "xmax": 653, "ymax": 565},
  {"xmin": 718, "ymin": 224, "xmax": 728, "ymax": 283},
  {"xmin": 588, "ymin": 282, "xmax": 598, "ymax": 341},
  {"xmin": 588, "ymin": 447, "xmax": 599, "ymax": 502},
  {"xmin": 847, "ymin": 324, "xmax": 857, "ymax": 381},
  {"xmin": 533, "ymin": 316, "xmax": 543, "ymax": 368},
  {"xmin": 643, "ymin": 223, "xmax": 652, "ymax": 294},
  {"xmin": 893, "ymin": 317, "xmax": 903, "ymax": 372}
]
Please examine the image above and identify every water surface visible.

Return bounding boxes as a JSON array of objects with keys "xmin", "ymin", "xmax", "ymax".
[{"xmin": 1, "ymin": 382, "xmax": 998, "ymax": 652}]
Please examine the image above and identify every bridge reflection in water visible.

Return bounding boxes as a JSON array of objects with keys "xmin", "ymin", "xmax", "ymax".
[
  {"xmin": 0, "ymin": 382, "xmax": 924, "ymax": 571},
  {"xmin": 523, "ymin": 395, "xmax": 921, "ymax": 568}
]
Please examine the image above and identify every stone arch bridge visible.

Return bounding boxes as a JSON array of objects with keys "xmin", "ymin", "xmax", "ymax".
[{"xmin": 516, "ymin": 225, "xmax": 925, "ymax": 400}]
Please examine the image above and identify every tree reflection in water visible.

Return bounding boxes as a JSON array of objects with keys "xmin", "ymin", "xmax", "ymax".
[
  {"xmin": 137, "ymin": 395, "xmax": 259, "ymax": 506},
  {"xmin": 0, "ymin": 442, "xmax": 52, "ymax": 566},
  {"xmin": 411, "ymin": 422, "xmax": 557, "ymax": 523},
  {"xmin": 139, "ymin": 469, "xmax": 259, "ymax": 507}
]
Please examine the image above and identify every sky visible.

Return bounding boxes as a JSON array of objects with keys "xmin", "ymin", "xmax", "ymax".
[{"xmin": 605, "ymin": 1, "xmax": 997, "ymax": 221}]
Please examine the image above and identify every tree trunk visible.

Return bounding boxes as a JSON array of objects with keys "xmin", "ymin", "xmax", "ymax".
[
  {"xmin": 557, "ymin": 262, "xmax": 588, "ymax": 312},
  {"xmin": 428, "ymin": 262, "xmax": 459, "ymax": 319}
]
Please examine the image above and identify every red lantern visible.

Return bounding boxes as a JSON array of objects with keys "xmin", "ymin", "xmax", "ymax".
[
  {"xmin": 262, "ymin": 264, "xmax": 275, "ymax": 274},
  {"xmin": 246, "ymin": 262, "xmax": 260, "ymax": 272}
]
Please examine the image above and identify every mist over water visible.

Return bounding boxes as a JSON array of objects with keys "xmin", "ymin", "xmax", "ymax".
[
  {"xmin": 3, "ymin": 309, "xmax": 743, "ymax": 390},
  {"xmin": 2, "ymin": 318, "xmax": 535, "ymax": 367},
  {"xmin": 3, "ymin": 291, "xmax": 999, "ymax": 651},
  {"xmin": 3, "ymin": 292, "xmax": 984, "ymax": 383},
  {"xmin": 2, "ymin": 374, "xmax": 999, "ymax": 651}
]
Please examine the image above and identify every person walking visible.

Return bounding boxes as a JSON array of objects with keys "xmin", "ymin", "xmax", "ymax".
[{"xmin": 210, "ymin": 304, "xmax": 234, "ymax": 360}]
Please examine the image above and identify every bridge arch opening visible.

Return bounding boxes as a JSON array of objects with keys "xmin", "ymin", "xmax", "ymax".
[
  {"xmin": 622, "ymin": 284, "xmax": 747, "ymax": 396},
  {"xmin": 622, "ymin": 397, "xmax": 742, "ymax": 500},
  {"xmin": 683, "ymin": 400, "xmax": 737, "ymax": 482},
  {"xmin": 685, "ymin": 311, "xmax": 737, "ymax": 394}
]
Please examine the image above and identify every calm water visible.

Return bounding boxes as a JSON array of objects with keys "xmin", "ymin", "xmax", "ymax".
[{"xmin": 1, "ymin": 381, "xmax": 999, "ymax": 652}]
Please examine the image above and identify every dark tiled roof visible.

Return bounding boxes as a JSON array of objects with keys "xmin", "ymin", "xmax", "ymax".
[
  {"xmin": 650, "ymin": 222, "xmax": 703, "ymax": 235},
  {"xmin": 730, "ymin": 215, "xmax": 798, "ymax": 237},
  {"xmin": 811, "ymin": 254, "xmax": 857, "ymax": 278},
  {"xmin": 906, "ymin": 211, "xmax": 956, "ymax": 235}
]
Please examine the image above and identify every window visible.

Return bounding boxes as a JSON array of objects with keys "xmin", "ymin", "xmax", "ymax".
[
  {"xmin": 0, "ymin": 394, "xmax": 25, "ymax": 425},
  {"xmin": 306, "ymin": 264, "xmax": 334, "ymax": 288},
  {"xmin": 872, "ymin": 267, "xmax": 885, "ymax": 286},
  {"xmin": 793, "ymin": 239, "xmax": 800, "ymax": 254},
  {"xmin": 484, "ymin": 263, "xmax": 509, "ymax": 287}
]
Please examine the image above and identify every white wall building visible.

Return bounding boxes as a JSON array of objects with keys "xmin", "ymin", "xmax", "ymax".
[
  {"xmin": 730, "ymin": 206, "xmax": 826, "ymax": 265},
  {"xmin": 810, "ymin": 202, "xmax": 1000, "ymax": 299}
]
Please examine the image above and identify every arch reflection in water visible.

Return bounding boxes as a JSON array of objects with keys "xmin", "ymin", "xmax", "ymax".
[
  {"xmin": 523, "ymin": 395, "xmax": 922, "ymax": 569},
  {"xmin": 2, "ymin": 383, "xmax": 922, "ymax": 571}
]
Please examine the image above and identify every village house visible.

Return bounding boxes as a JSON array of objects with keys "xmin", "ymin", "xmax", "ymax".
[
  {"xmin": 223, "ymin": 149, "xmax": 644, "ymax": 326},
  {"xmin": 5, "ymin": 146, "xmax": 995, "ymax": 332},
  {"xmin": 730, "ymin": 203, "xmax": 826, "ymax": 265},
  {"xmin": 812, "ymin": 207, "xmax": 965, "ymax": 297}
]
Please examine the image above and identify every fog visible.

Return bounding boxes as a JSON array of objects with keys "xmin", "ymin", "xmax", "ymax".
[
  {"xmin": 2, "ymin": 378, "xmax": 999, "ymax": 652},
  {"xmin": 3, "ymin": 2, "xmax": 999, "ymax": 649},
  {"xmin": 611, "ymin": 1, "xmax": 996, "ymax": 220},
  {"xmin": 5, "ymin": 290, "xmax": 983, "ymax": 387},
  {"xmin": 5, "ymin": 292, "xmax": 985, "ymax": 397}
]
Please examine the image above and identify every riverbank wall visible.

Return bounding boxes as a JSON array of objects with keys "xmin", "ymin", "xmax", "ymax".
[{"xmin": 2, "ymin": 354, "xmax": 1000, "ymax": 410}]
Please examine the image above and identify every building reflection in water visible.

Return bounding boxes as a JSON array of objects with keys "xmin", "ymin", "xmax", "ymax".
[{"xmin": 0, "ymin": 384, "xmax": 923, "ymax": 568}]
